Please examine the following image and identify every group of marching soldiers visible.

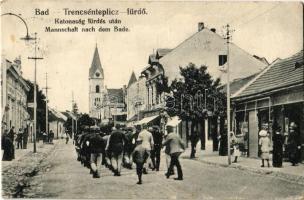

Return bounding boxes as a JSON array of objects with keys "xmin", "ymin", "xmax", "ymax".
[{"xmin": 74, "ymin": 123, "xmax": 185, "ymax": 184}]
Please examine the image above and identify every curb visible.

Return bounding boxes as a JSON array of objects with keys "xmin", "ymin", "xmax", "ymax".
[{"xmin": 197, "ymin": 159, "xmax": 304, "ymax": 186}]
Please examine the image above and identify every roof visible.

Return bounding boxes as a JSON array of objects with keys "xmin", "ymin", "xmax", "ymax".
[
  {"xmin": 127, "ymin": 71, "xmax": 137, "ymax": 87},
  {"xmin": 148, "ymin": 54, "xmax": 158, "ymax": 65},
  {"xmin": 221, "ymin": 73, "xmax": 259, "ymax": 96},
  {"xmin": 159, "ymin": 27, "xmax": 267, "ymax": 84},
  {"xmin": 233, "ymin": 50, "xmax": 304, "ymax": 99},
  {"xmin": 89, "ymin": 45, "xmax": 104, "ymax": 78},
  {"xmin": 156, "ymin": 48, "xmax": 172, "ymax": 59},
  {"xmin": 107, "ymin": 88, "xmax": 124, "ymax": 103},
  {"xmin": 253, "ymin": 55, "xmax": 269, "ymax": 65},
  {"xmin": 62, "ymin": 111, "xmax": 77, "ymax": 120},
  {"xmin": 49, "ymin": 108, "xmax": 67, "ymax": 122}
]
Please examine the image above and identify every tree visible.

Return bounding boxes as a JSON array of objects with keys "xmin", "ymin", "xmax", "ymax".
[
  {"xmin": 165, "ymin": 63, "xmax": 226, "ymax": 141},
  {"xmin": 77, "ymin": 113, "xmax": 95, "ymax": 130},
  {"xmin": 25, "ymin": 79, "xmax": 47, "ymax": 136}
]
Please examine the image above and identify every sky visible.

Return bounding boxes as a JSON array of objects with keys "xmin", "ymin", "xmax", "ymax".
[{"xmin": 1, "ymin": 0, "xmax": 303, "ymax": 113}]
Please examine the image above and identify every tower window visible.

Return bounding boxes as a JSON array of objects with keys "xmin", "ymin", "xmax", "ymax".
[{"xmin": 96, "ymin": 85, "xmax": 100, "ymax": 93}]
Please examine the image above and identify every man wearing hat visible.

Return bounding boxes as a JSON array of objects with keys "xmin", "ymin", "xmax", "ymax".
[
  {"xmin": 162, "ymin": 125, "xmax": 185, "ymax": 180},
  {"xmin": 132, "ymin": 137, "xmax": 149, "ymax": 185}
]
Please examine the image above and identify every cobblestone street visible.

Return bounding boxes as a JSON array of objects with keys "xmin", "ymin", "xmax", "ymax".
[{"xmin": 22, "ymin": 141, "xmax": 304, "ymax": 199}]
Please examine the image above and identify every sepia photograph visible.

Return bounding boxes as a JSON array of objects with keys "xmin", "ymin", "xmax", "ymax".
[{"xmin": 1, "ymin": 0, "xmax": 303, "ymax": 199}]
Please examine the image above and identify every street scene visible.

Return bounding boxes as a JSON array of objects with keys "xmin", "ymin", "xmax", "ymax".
[{"xmin": 1, "ymin": 1, "xmax": 304, "ymax": 199}]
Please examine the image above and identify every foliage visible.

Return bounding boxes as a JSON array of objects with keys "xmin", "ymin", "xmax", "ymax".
[
  {"xmin": 25, "ymin": 79, "xmax": 47, "ymax": 132},
  {"xmin": 165, "ymin": 63, "xmax": 226, "ymax": 122}
]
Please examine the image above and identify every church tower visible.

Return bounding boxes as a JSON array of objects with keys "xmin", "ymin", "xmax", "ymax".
[{"xmin": 89, "ymin": 44, "xmax": 104, "ymax": 119}]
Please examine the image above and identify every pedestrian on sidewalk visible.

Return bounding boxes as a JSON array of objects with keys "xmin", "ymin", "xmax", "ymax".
[
  {"xmin": 49, "ymin": 130, "xmax": 54, "ymax": 144},
  {"xmin": 132, "ymin": 137, "xmax": 149, "ymax": 185},
  {"xmin": 230, "ymin": 132, "xmax": 240, "ymax": 163},
  {"xmin": 42, "ymin": 131, "xmax": 47, "ymax": 143},
  {"xmin": 190, "ymin": 126, "xmax": 199, "ymax": 159},
  {"xmin": 65, "ymin": 132, "xmax": 70, "ymax": 144},
  {"xmin": 23, "ymin": 127, "xmax": 29, "ymax": 149},
  {"xmin": 16, "ymin": 128, "xmax": 23, "ymax": 149},
  {"xmin": 108, "ymin": 124, "xmax": 127, "ymax": 176},
  {"xmin": 287, "ymin": 122, "xmax": 301, "ymax": 166},
  {"xmin": 163, "ymin": 125, "xmax": 185, "ymax": 181},
  {"xmin": 272, "ymin": 126, "xmax": 284, "ymax": 168},
  {"xmin": 8, "ymin": 126, "xmax": 15, "ymax": 145},
  {"xmin": 259, "ymin": 125, "xmax": 271, "ymax": 167},
  {"xmin": 2, "ymin": 129, "xmax": 14, "ymax": 161},
  {"xmin": 137, "ymin": 125, "xmax": 154, "ymax": 174},
  {"xmin": 219, "ymin": 125, "xmax": 228, "ymax": 156}
]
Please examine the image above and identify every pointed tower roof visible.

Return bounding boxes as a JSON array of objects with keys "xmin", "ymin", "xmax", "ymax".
[
  {"xmin": 89, "ymin": 45, "xmax": 104, "ymax": 78},
  {"xmin": 127, "ymin": 71, "xmax": 137, "ymax": 87}
]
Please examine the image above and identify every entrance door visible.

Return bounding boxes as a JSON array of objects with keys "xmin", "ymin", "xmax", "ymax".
[{"xmin": 249, "ymin": 111, "xmax": 259, "ymax": 158}]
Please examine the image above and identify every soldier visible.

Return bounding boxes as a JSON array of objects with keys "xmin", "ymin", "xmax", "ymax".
[
  {"xmin": 88, "ymin": 128, "xmax": 105, "ymax": 178},
  {"xmin": 107, "ymin": 125, "xmax": 127, "ymax": 176},
  {"xmin": 123, "ymin": 127, "xmax": 135, "ymax": 169}
]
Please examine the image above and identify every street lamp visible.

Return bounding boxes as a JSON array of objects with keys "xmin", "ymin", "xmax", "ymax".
[{"xmin": 1, "ymin": 13, "xmax": 35, "ymax": 42}]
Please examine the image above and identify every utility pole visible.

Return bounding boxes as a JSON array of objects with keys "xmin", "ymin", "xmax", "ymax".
[
  {"xmin": 224, "ymin": 24, "xmax": 233, "ymax": 165},
  {"xmin": 28, "ymin": 33, "xmax": 43, "ymax": 153},
  {"xmin": 42, "ymin": 73, "xmax": 51, "ymax": 142}
]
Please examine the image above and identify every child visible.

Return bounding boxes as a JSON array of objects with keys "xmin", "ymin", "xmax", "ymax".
[
  {"xmin": 132, "ymin": 138, "xmax": 149, "ymax": 185},
  {"xmin": 259, "ymin": 126, "xmax": 271, "ymax": 167},
  {"xmin": 230, "ymin": 132, "xmax": 240, "ymax": 163}
]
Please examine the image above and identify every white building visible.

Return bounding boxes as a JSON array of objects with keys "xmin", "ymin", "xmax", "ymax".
[
  {"xmin": 48, "ymin": 108, "xmax": 67, "ymax": 139},
  {"xmin": 1, "ymin": 57, "xmax": 30, "ymax": 132},
  {"xmin": 126, "ymin": 72, "xmax": 147, "ymax": 124}
]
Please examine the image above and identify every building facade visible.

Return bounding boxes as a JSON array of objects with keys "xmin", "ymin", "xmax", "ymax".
[
  {"xmin": 126, "ymin": 72, "xmax": 148, "ymax": 123},
  {"xmin": 101, "ymin": 87, "xmax": 127, "ymax": 125},
  {"xmin": 232, "ymin": 50, "xmax": 304, "ymax": 160},
  {"xmin": 49, "ymin": 108, "xmax": 67, "ymax": 139},
  {"xmin": 1, "ymin": 57, "xmax": 30, "ymax": 132}
]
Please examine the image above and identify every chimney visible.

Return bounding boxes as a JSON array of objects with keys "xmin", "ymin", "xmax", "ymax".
[
  {"xmin": 14, "ymin": 56, "xmax": 22, "ymax": 73},
  {"xmin": 198, "ymin": 22, "xmax": 204, "ymax": 32},
  {"xmin": 211, "ymin": 28, "xmax": 216, "ymax": 33}
]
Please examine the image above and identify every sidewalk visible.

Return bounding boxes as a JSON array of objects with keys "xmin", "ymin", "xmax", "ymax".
[
  {"xmin": 182, "ymin": 141, "xmax": 304, "ymax": 185},
  {"xmin": 1, "ymin": 139, "xmax": 62, "ymax": 198},
  {"xmin": 1, "ymin": 140, "xmax": 58, "ymax": 169}
]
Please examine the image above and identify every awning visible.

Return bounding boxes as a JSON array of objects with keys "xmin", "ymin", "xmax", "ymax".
[
  {"xmin": 166, "ymin": 116, "xmax": 181, "ymax": 127},
  {"xmin": 134, "ymin": 115, "xmax": 159, "ymax": 126}
]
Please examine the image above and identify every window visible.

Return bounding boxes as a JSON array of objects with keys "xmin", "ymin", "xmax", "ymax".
[
  {"xmin": 219, "ymin": 55, "xmax": 227, "ymax": 66},
  {"xmin": 96, "ymin": 85, "xmax": 100, "ymax": 93}
]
